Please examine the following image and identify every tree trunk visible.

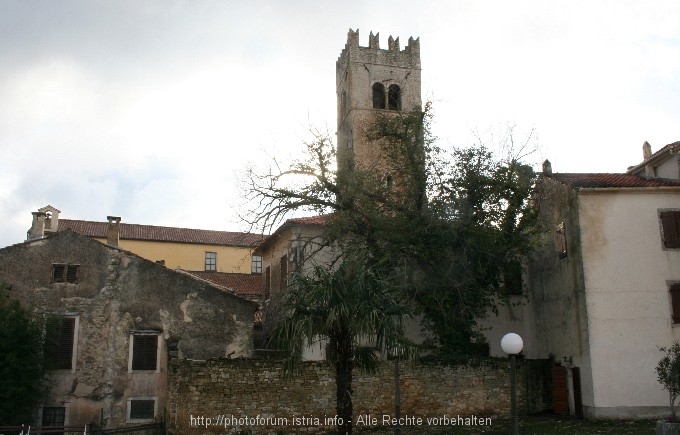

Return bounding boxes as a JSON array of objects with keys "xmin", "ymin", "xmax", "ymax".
[{"xmin": 334, "ymin": 329, "xmax": 354, "ymax": 435}]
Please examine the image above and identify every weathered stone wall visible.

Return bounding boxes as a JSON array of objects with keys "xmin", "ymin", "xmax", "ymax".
[
  {"xmin": 0, "ymin": 230, "xmax": 257, "ymax": 429},
  {"xmin": 168, "ymin": 357, "xmax": 550, "ymax": 434}
]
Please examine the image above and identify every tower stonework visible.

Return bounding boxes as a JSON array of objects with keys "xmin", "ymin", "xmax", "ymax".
[{"xmin": 336, "ymin": 29, "xmax": 421, "ymax": 173}]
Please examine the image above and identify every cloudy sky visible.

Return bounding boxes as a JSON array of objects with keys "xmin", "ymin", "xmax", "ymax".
[{"xmin": 1, "ymin": 0, "xmax": 679, "ymax": 247}]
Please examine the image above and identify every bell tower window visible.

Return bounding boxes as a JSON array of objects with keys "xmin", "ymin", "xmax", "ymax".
[
  {"xmin": 388, "ymin": 84, "xmax": 401, "ymax": 110},
  {"xmin": 372, "ymin": 83, "xmax": 386, "ymax": 109}
]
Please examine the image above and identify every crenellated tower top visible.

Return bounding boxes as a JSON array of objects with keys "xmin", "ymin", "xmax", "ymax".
[
  {"xmin": 337, "ymin": 28, "xmax": 420, "ymax": 71},
  {"xmin": 336, "ymin": 28, "xmax": 422, "ymax": 173}
]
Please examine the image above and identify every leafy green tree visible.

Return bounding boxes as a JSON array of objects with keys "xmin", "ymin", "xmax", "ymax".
[
  {"xmin": 243, "ymin": 104, "xmax": 540, "ymax": 431},
  {"xmin": 0, "ymin": 283, "xmax": 48, "ymax": 425},
  {"xmin": 656, "ymin": 341, "xmax": 680, "ymax": 421},
  {"xmin": 272, "ymin": 258, "xmax": 413, "ymax": 434}
]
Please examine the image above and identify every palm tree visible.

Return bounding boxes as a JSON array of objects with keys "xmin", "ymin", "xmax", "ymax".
[{"xmin": 271, "ymin": 258, "xmax": 414, "ymax": 435}]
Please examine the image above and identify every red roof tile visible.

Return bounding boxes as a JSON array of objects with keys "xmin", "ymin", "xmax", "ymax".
[
  {"xmin": 255, "ymin": 214, "xmax": 329, "ymax": 253},
  {"xmin": 188, "ymin": 271, "xmax": 263, "ymax": 297},
  {"xmin": 50, "ymin": 219, "xmax": 264, "ymax": 247},
  {"xmin": 546, "ymin": 173, "xmax": 680, "ymax": 189}
]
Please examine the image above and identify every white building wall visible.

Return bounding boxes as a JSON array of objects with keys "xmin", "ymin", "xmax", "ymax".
[{"xmin": 578, "ymin": 189, "xmax": 680, "ymax": 418}]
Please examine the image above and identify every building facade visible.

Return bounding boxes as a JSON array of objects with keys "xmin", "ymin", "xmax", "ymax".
[{"xmin": 0, "ymin": 229, "xmax": 256, "ymax": 429}]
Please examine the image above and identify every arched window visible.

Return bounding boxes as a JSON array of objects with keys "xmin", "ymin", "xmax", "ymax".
[
  {"xmin": 372, "ymin": 83, "xmax": 385, "ymax": 109},
  {"xmin": 388, "ymin": 84, "xmax": 401, "ymax": 111}
]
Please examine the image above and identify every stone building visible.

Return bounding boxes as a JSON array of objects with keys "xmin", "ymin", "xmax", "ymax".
[
  {"xmin": 0, "ymin": 227, "xmax": 257, "ymax": 429},
  {"xmin": 25, "ymin": 206, "xmax": 264, "ymax": 303},
  {"xmin": 336, "ymin": 28, "xmax": 421, "ymax": 174},
  {"xmin": 506, "ymin": 142, "xmax": 680, "ymax": 419}
]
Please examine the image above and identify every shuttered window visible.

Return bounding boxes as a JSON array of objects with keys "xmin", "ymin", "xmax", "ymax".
[
  {"xmin": 45, "ymin": 317, "xmax": 76, "ymax": 370},
  {"xmin": 280, "ymin": 255, "xmax": 288, "ymax": 292},
  {"xmin": 661, "ymin": 211, "xmax": 680, "ymax": 249},
  {"xmin": 52, "ymin": 264, "xmax": 79, "ymax": 283},
  {"xmin": 131, "ymin": 334, "xmax": 158, "ymax": 371},
  {"xmin": 670, "ymin": 283, "xmax": 680, "ymax": 324},
  {"xmin": 129, "ymin": 399, "xmax": 155, "ymax": 420}
]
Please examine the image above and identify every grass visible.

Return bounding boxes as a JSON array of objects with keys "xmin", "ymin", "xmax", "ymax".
[{"xmin": 354, "ymin": 414, "xmax": 657, "ymax": 434}]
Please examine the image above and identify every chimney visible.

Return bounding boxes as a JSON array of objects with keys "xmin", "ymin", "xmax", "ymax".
[
  {"xmin": 542, "ymin": 159, "xmax": 552, "ymax": 175},
  {"xmin": 27, "ymin": 211, "xmax": 47, "ymax": 241},
  {"xmin": 106, "ymin": 216, "xmax": 121, "ymax": 247},
  {"xmin": 643, "ymin": 141, "xmax": 652, "ymax": 160}
]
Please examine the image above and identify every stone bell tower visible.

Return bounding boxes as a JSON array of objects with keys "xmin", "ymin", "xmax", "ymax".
[{"xmin": 336, "ymin": 29, "xmax": 421, "ymax": 173}]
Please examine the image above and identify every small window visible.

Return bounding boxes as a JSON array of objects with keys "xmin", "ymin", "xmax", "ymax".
[
  {"xmin": 42, "ymin": 406, "xmax": 66, "ymax": 428},
  {"xmin": 44, "ymin": 316, "xmax": 76, "ymax": 370},
  {"xmin": 130, "ymin": 334, "xmax": 159, "ymax": 371},
  {"xmin": 252, "ymin": 255, "xmax": 262, "ymax": 274},
  {"xmin": 556, "ymin": 222, "xmax": 567, "ymax": 259},
  {"xmin": 372, "ymin": 83, "xmax": 386, "ymax": 109},
  {"xmin": 205, "ymin": 252, "xmax": 217, "ymax": 271},
  {"xmin": 127, "ymin": 398, "xmax": 156, "ymax": 422},
  {"xmin": 52, "ymin": 264, "xmax": 79, "ymax": 283},
  {"xmin": 661, "ymin": 211, "xmax": 680, "ymax": 249},
  {"xmin": 670, "ymin": 283, "xmax": 680, "ymax": 324},
  {"xmin": 265, "ymin": 266, "xmax": 271, "ymax": 300},
  {"xmin": 388, "ymin": 84, "xmax": 401, "ymax": 111}
]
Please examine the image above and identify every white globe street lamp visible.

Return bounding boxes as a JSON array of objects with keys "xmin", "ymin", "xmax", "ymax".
[{"xmin": 501, "ymin": 333, "xmax": 523, "ymax": 435}]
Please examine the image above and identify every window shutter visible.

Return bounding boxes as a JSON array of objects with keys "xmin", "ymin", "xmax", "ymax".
[
  {"xmin": 66, "ymin": 265, "xmax": 79, "ymax": 282},
  {"xmin": 661, "ymin": 211, "xmax": 680, "ymax": 248},
  {"xmin": 45, "ymin": 317, "xmax": 75, "ymax": 369},
  {"xmin": 670, "ymin": 283, "xmax": 680, "ymax": 324},
  {"xmin": 52, "ymin": 264, "xmax": 66, "ymax": 282},
  {"xmin": 132, "ymin": 335, "xmax": 158, "ymax": 371},
  {"xmin": 280, "ymin": 255, "xmax": 288, "ymax": 291}
]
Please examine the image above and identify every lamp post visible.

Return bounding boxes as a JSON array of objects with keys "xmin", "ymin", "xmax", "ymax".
[{"xmin": 501, "ymin": 333, "xmax": 523, "ymax": 435}]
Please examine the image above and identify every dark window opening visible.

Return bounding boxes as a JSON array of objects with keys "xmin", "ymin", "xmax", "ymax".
[
  {"xmin": 372, "ymin": 83, "xmax": 385, "ymax": 109},
  {"xmin": 52, "ymin": 264, "xmax": 79, "ymax": 283},
  {"xmin": 388, "ymin": 84, "xmax": 401, "ymax": 110},
  {"xmin": 503, "ymin": 260, "xmax": 523, "ymax": 296},
  {"xmin": 42, "ymin": 406, "xmax": 66, "ymax": 429},
  {"xmin": 131, "ymin": 334, "xmax": 158, "ymax": 371},
  {"xmin": 45, "ymin": 317, "xmax": 76, "ymax": 370},
  {"xmin": 205, "ymin": 252, "xmax": 217, "ymax": 271},
  {"xmin": 670, "ymin": 283, "xmax": 680, "ymax": 324},
  {"xmin": 265, "ymin": 266, "xmax": 271, "ymax": 300},
  {"xmin": 129, "ymin": 400, "xmax": 155, "ymax": 420},
  {"xmin": 661, "ymin": 210, "xmax": 680, "ymax": 249}
]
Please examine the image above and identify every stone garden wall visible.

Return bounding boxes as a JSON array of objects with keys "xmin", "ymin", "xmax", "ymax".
[{"xmin": 168, "ymin": 356, "xmax": 550, "ymax": 434}]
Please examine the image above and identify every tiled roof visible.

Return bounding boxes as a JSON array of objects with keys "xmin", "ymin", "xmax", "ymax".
[
  {"xmin": 286, "ymin": 215, "xmax": 329, "ymax": 225},
  {"xmin": 189, "ymin": 271, "xmax": 263, "ymax": 297},
  {"xmin": 255, "ymin": 214, "xmax": 329, "ymax": 254},
  {"xmin": 627, "ymin": 141, "xmax": 680, "ymax": 174},
  {"xmin": 546, "ymin": 173, "xmax": 680, "ymax": 189},
  {"xmin": 49, "ymin": 219, "xmax": 264, "ymax": 247}
]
